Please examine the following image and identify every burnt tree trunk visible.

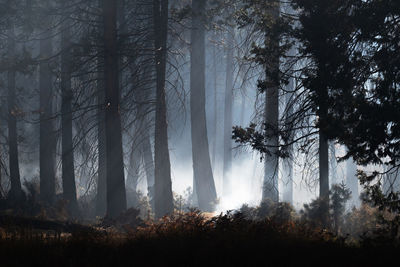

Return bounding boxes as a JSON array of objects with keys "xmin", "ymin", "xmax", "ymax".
[
  {"xmin": 190, "ymin": 0, "xmax": 217, "ymax": 211},
  {"xmin": 153, "ymin": 0, "xmax": 174, "ymax": 218},
  {"xmin": 103, "ymin": 0, "xmax": 126, "ymax": 218}
]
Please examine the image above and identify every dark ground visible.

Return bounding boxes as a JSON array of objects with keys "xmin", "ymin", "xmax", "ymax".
[{"xmin": 0, "ymin": 212, "xmax": 398, "ymax": 267}]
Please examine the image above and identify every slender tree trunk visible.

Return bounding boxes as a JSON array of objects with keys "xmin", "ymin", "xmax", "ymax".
[
  {"xmin": 190, "ymin": 0, "xmax": 217, "ymax": 211},
  {"xmin": 131, "ymin": 71, "xmax": 155, "ymax": 209},
  {"xmin": 223, "ymin": 27, "xmax": 234, "ymax": 196},
  {"xmin": 103, "ymin": 0, "xmax": 126, "ymax": 218},
  {"xmin": 96, "ymin": 0, "xmax": 107, "ymax": 217},
  {"xmin": 346, "ymin": 157, "xmax": 360, "ymax": 208},
  {"xmin": 282, "ymin": 80, "xmax": 294, "ymax": 205},
  {"xmin": 153, "ymin": 0, "xmax": 174, "ymax": 218},
  {"xmin": 211, "ymin": 34, "xmax": 218, "ymax": 171},
  {"xmin": 7, "ymin": 24, "xmax": 22, "ymax": 201},
  {"xmin": 39, "ymin": 21, "xmax": 56, "ymax": 204},
  {"xmin": 96, "ymin": 73, "xmax": 107, "ymax": 216},
  {"xmin": 61, "ymin": 4, "xmax": 78, "ymax": 216},
  {"xmin": 262, "ymin": 2, "xmax": 280, "ymax": 203}
]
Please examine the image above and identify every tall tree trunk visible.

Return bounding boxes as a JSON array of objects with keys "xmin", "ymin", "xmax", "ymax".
[
  {"xmin": 262, "ymin": 1, "xmax": 280, "ymax": 203},
  {"xmin": 190, "ymin": 0, "xmax": 217, "ymax": 211},
  {"xmin": 7, "ymin": 24, "xmax": 22, "ymax": 201},
  {"xmin": 281, "ymin": 76, "xmax": 295, "ymax": 205},
  {"xmin": 153, "ymin": 0, "xmax": 174, "ymax": 218},
  {"xmin": 211, "ymin": 34, "xmax": 218, "ymax": 171},
  {"xmin": 61, "ymin": 4, "xmax": 78, "ymax": 216},
  {"xmin": 96, "ymin": 71, "xmax": 107, "ymax": 217},
  {"xmin": 222, "ymin": 27, "xmax": 234, "ymax": 196},
  {"xmin": 346, "ymin": 157, "xmax": 360, "ymax": 208},
  {"xmin": 103, "ymin": 0, "xmax": 127, "ymax": 218},
  {"xmin": 96, "ymin": 0, "xmax": 107, "ymax": 217},
  {"xmin": 319, "ymin": 131, "xmax": 329, "ymax": 223},
  {"xmin": 39, "ymin": 20, "xmax": 56, "ymax": 204}
]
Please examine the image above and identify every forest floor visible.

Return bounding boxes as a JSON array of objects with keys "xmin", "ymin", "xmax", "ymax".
[{"xmin": 0, "ymin": 210, "xmax": 399, "ymax": 266}]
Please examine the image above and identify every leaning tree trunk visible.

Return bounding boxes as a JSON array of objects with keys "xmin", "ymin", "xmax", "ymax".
[
  {"xmin": 153, "ymin": 0, "xmax": 174, "ymax": 218},
  {"xmin": 103, "ymin": 0, "xmax": 127, "ymax": 218},
  {"xmin": 7, "ymin": 24, "xmax": 22, "ymax": 201},
  {"xmin": 222, "ymin": 27, "xmax": 234, "ymax": 196},
  {"xmin": 61, "ymin": 4, "xmax": 78, "ymax": 216},
  {"xmin": 190, "ymin": 0, "xmax": 217, "ymax": 211},
  {"xmin": 39, "ymin": 21, "xmax": 56, "ymax": 205},
  {"xmin": 262, "ymin": 1, "xmax": 280, "ymax": 203}
]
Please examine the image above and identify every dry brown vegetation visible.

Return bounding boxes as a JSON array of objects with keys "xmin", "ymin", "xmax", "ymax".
[{"xmin": 0, "ymin": 207, "xmax": 400, "ymax": 266}]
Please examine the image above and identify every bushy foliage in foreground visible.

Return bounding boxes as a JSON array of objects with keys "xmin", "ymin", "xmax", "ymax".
[{"xmin": 0, "ymin": 210, "xmax": 400, "ymax": 266}]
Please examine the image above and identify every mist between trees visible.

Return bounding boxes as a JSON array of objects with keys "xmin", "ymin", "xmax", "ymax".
[{"xmin": 0, "ymin": 0, "xmax": 399, "ymax": 244}]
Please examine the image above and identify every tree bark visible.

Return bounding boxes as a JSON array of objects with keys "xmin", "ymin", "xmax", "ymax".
[
  {"xmin": 103, "ymin": 0, "xmax": 127, "ymax": 218},
  {"xmin": 61, "ymin": 3, "xmax": 78, "ymax": 216},
  {"xmin": 96, "ymin": 0, "xmax": 107, "ymax": 217},
  {"xmin": 222, "ymin": 27, "xmax": 234, "ymax": 196},
  {"xmin": 319, "ymin": 131, "xmax": 330, "ymax": 223},
  {"xmin": 190, "ymin": 0, "xmax": 217, "ymax": 211},
  {"xmin": 153, "ymin": 0, "xmax": 174, "ymax": 218},
  {"xmin": 7, "ymin": 24, "xmax": 22, "ymax": 201},
  {"xmin": 262, "ymin": 1, "xmax": 280, "ymax": 203},
  {"xmin": 39, "ymin": 20, "xmax": 56, "ymax": 205}
]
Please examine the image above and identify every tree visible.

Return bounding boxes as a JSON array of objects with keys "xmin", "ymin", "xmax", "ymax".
[
  {"xmin": 190, "ymin": 0, "xmax": 217, "ymax": 211},
  {"xmin": 262, "ymin": 0, "xmax": 280, "ymax": 203},
  {"xmin": 281, "ymin": 49, "xmax": 295, "ymax": 205},
  {"xmin": 39, "ymin": 4, "xmax": 56, "ymax": 205},
  {"xmin": 60, "ymin": 1, "xmax": 78, "ymax": 216},
  {"xmin": 7, "ymin": 21, "xmax": 22, "ymax": 201},
  {"xmin": 222, "ymin": 25, "xmax": 234, "ymax": 196},
  {"xmin": 291, "ymin": 0, "xmax": 400, "ymax": 211},
  {"xmin": 103, "ymin": 0, "xmax": 126, "ymax": 218},
  {"xmin": 96, "ymin": 0, "xmax": 107, "ymax": 217},
  {"xmin": 153, "ymin": 0, "xmax": 174, "ymax": 218}
]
